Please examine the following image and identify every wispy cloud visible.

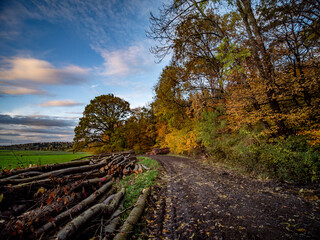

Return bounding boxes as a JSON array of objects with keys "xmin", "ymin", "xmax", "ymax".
[
  {"xmin": 0, "ymin": 57, "xmax": 89, "ymax": 84},
  {"xmin": 0, "ymin": 57, "xmax": 89, "ymax": 96},
  {"xmin": 20, "ymin": 0, "xmax": 158, "ymax": 50},
  {"xmin": 0, "ymin": 114, "xmax": 75, "ymax": 127},
  {"xmin": 0, "ymin": 114, "xmax": 76, "ymax": 145},
  {"xmin": 39, "ymin": 100, "xmax": 83, "ymax": 107},
  {"xmin": 18, "ymin": 128, "xmax": 73, "ymax": 135},
  {"xmin": 0, "ymin": 85, "xmax": 46, "ymax": 95},
  {"xmin": 97, "ymin": 43, "xmax": 154, "ymax": 77}
]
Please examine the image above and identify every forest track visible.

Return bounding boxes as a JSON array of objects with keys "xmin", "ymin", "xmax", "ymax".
[{"xmin": 145, "ymin": 155, "xmax": 320, "ymax": 240}]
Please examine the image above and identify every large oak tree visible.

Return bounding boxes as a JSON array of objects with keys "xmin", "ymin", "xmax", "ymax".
[{"xmin": 73, "ymin": 94, "xmax": 131, "ymax": 152}]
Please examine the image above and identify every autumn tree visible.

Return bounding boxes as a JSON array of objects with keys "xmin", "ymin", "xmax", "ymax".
[
  {"xmin": 73, "ymin": 94, "xmax": 131, "ymax": 152},
  {"xmin": 125, "ymin": 107, "xmax": 158, "ymax": 153},
  {"xmin": 149, "ymin": 0, "xmax": 320, "ymax": 136}
]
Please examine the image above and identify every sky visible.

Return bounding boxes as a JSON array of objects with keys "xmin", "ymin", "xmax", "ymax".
[{"xmin": 0, "ymin": 0, "xmax": 169, "ymax": 146}]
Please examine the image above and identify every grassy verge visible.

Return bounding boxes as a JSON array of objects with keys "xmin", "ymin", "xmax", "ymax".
[
  {"xmin": 115, "ymin": 157, "xmax": 159, "ymax": 237},
  {"xmin": 0, "ymin": 150, "xmax": 91, "ymax": 169},
  {"xmin": 116, "ymin": 157, "xmax": 159, "ymax": 209}
]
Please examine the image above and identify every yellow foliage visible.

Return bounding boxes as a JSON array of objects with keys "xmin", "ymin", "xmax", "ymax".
[
  {"xmin": 300, "ymin": 128, "xmax": 320, "ymax": 147},
  {"xmin": 165, "ymin": 128, "xmax": 199, "ymax": 154},
  {"xmin": 156, "ymin": 122, "xmax": 169, "ymax": 147}
]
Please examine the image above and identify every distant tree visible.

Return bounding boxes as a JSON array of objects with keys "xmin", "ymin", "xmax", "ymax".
[{"xmin": 73, "ymin": 94, "xmax": 131, "ymax": 152}]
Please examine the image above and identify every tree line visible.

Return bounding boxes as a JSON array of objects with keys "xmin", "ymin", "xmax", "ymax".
[
  {"xmin": 74, "ymin": 0, "xmax": 320, "ymax": 182},
  {"xmin": 1, "ymin": 142, "xmax": 73, "ymax": 151}
]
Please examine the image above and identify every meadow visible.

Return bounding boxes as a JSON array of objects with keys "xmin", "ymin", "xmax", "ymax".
[{"xmin": 0, "ymin": 150, "xmax": 91, "ymax": 169}]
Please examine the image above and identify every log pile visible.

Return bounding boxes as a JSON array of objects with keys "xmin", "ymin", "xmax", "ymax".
[
  {"xmin": 0, "ymin": 152, "xmax": 148, "ymax": 240},
  {"xmin": 146, "ymin": 147, "xmax": 170, "ymax": 155}
]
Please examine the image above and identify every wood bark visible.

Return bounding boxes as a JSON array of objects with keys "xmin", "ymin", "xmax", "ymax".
[
  {"xmin": 104, "ymin": 203, "xmax": 123, "ymax": 234},
  {"xmin": 55, "ymin": 188, "xmax": 125, "ymax": 240},
  {"xmin": 0, "ymin": 159, "xmax": 91, "ymax": 179},
  {"xmin": 34, "ymin": 180, "xmax": 113, "ymax": 237},
  {"xmin": 113, "ymin": 188, "xmax": 150, "ymax": 240},
  {"xmin": 1, "ymin": 162, "xmax": 107, "ymax": 184},
  {"xmin": 0, "ymin": 152, "xmax": 139, "ymax": 239}
]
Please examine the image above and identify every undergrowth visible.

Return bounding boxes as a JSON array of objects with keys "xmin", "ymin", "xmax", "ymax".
[
  {"xmin": 116, "ymin": 157, "xmax": 159, "ymax": 219},
  {"xmin": 205, "ymin": 132, "xmax": 320, "ymax": 183}
]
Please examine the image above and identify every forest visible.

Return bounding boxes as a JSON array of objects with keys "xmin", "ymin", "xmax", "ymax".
[{"xmin": 74, "ymin": 0, "xmax": 320, "ymax": 183}]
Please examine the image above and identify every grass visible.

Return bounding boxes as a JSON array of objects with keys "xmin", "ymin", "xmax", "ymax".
[
  {"xmin": 115, "ymin": 156, "xmax": 160, "ymax": 239},
  {"xmin": 116, "ymin": 157, "xmax": 159, "ymax": 221},
  {"xmin": 0, "ymin": 150, "xmax": 91, "ymax": 169},
  {"xmin": 116, "ymin": 157, "xmax": 159, "ymax": 210}
]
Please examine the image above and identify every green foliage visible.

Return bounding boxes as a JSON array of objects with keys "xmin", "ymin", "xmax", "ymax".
[
  {"xmin": 257, "ymin": 136, "xmax": 320, "ymax": 182},
  {"xmin": 203, "ymin": 129, "xmax": 320, "ymax": 182},
  {"xmin": 200, "ymin": 107, "xmax": 228, "ymax": 148},
  {"xmin": 73, "ymin": 94, "xmax": 131, "ymax": 152},
  {"xmin": 147, "ymin": 0, "xmax": 320, "ymax": 183},
  {"xmin": 197, "ymin": 108, "xmax": 320, "ymax": 182},
  {"xmin": 116, "ymin": 157, "xmax": 159, "ymax": 211},
  {"xmin": 125, "ymin": 107, "xmax": 158, "ymax": 154},
  {"xmin": 153, "ymin": 65, "xmax": 189, "ymax": 129},
  {"xmin": 0, "ymin": 150, "xmax": 91, "ymax": 169}
]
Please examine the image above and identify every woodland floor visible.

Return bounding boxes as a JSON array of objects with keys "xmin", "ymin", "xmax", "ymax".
[{"xmin": 144, "ymin": 155, "xmax": 320, "ymax": 240}]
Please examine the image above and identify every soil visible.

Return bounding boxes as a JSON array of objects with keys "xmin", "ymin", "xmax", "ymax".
[{"xmin": 144, "ymin": 155, "xmax": 320, "ymax": 240}]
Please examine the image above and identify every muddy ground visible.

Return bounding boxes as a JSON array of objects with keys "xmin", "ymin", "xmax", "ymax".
[{"xmin": 143, "ymin": 155, "xmax": 320, "ymax": 240}]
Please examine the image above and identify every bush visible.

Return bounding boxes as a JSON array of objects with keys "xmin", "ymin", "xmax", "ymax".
[
  {"xmin": 258, "ymin": 136, "xmax": 320, "ymax": 182},
  {"xmin": 205, "ymin": 130, "xmax": 320, "ymax": 182},
  {"xmin": 199, "ymin": 110, "xmax": 320, "ymax": 182}
]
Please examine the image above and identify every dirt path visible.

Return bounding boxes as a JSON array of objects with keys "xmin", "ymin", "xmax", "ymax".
[{"xmin": 145, "ymin": 155, "xmax": 320, "ymax": 240}]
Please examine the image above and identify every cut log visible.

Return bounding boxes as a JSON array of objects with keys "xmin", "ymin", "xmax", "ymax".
[
  {"xmin": 140, "ymin": 164, "xmax": 150, "ymax": 171},
  {"xmin": 0, "ymin": 159, "xmax": 91, "ymax": 179},
  {"xmin": 55, "ymin": 188, "xmax": 125, "ymax": 240},
  {"xmin": 146, "ymin": 147, "xmax": 170, "ymax": 155},
  {"xmin": 0, "ymin": 151, "xmax": 139, "ymax": 240},
  {"xmin": 68, "ymin": 175, "xmax": 112, "ymax": 193},
  {"xmin": 107, "ymin": 155, "xmax": 124, "ymax": 167},
  {"xmin": 133, "ymin": 165, "xmax": 139, "ymax": 174},
  {"xmin": 103, "ymin": 202, "xmax": 123, "ymax": 238},
  {"xmin": 97, "ymin": 187, "xmax": 116, "ymax": 204},
  {"xmin": 1, "ymin": 162, "xmax": 108, "ymax": 185},
  {"xmin": 33, "ymin": 180, "xmax": 113, "ymax": 237},
  {"xmin": 9, "ymin": 170, "xmax": 106, "ymax": 191},
  {"xmin": 113, "ymin": 188, "xmax": 150, "ymax": 240},
  {"xmin": 3, "ymin": 171, "xmax": 43, "ymax": 180},
  {"xmin": 20, "ymin": 192, "xmax": 82, "ymax": 224},
  {"xmin": 20, "ymin": 176, "xmax": 112, "ymax": 223}
]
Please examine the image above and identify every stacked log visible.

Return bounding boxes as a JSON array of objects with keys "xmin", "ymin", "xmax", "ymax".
[
  {"xmin": 146, "ymin": 147, "xmax": 170, "ymax": 155},
  {"xmin": 0, "ymin": 152, "xmax": 148, "ymax": 240}
]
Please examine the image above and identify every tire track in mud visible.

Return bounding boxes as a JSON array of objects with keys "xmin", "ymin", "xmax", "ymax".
[{"xmin": 146, "ymin": 155, "xmax": 320, "ymax": 240}]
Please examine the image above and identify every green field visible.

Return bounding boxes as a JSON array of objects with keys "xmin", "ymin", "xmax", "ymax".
[{"xmin": 0, "ymin": 150, "xmax": 91, "ymax": 169}]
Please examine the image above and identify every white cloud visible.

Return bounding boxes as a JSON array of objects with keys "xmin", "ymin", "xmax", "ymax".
[
  {"xmin": 39, "ymin": 100, "xmax": 83, "ymax": 107},
  {"xmin": 0, "ymin": 57, "xmax": 89, "ymax": 84},
  {"xmin": 97, "ymin": 43, "xmax": 153, "ymax": 77},
  {"xmin": 0, "ymin": 57, "xmax": 90, "ymax": 96},
  {"xmin": 118, "ymin": 92, "xmax": 153, "ymax": 109},
  {"xmin": 0, "ymin": 85, "xmax": 46, "ymax": 95},
  {"xmin": 90, "ymin": 84, "xmax": 99, "ymax": 88}
]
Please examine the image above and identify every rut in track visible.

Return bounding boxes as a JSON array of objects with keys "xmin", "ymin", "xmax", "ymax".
[{"xmin": 145, "ymin": 155, "xmax": 320, "ymax": 240}]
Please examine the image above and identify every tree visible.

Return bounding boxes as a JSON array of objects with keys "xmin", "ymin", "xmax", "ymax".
[
  {"xmin": 125, "ymin": 107, "xmax": 158, "ymax": 153},
  {"xmin": 149, "ymin": 0, "xmax": 320, "ymax": 136},
  {"xmin": 73, "ymin": 94, "xmax": 131, "ymax": 152}
]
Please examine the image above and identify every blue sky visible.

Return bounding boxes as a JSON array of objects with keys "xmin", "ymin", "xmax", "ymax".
[{"xmin": 0, "ymin": 0, "xmax": 168, "ymax": 145}]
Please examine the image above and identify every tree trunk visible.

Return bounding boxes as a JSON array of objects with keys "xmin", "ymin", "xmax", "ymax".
[
  {"xmin": 55, "ymin": 188, "xmax": 125, "ymax": 240},
  {"xmin": 1, "ymin": 162, "xmax": 107, "ymax": 184},
  {"xmin": 0, "ymin": 159, "xmax": 91, "ymax": 179},
  {"xmin": 34, "ymin": 180, "xmax": 113, "ymax": 237},
  {"xmin": 113, "ymin": 188, "xmax": 150, "ymax": 240}
]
